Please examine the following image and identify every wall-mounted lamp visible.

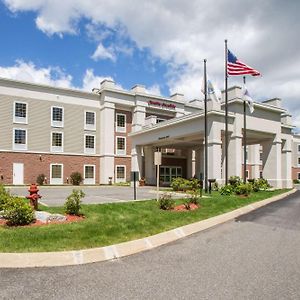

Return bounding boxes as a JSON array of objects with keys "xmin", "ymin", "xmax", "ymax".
[{"xmin": 39, "ymin": 155, "xmax": 42, "ymax": 161}]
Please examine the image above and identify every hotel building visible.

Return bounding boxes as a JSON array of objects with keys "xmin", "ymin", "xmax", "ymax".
[{"xmin": 0, "ymin": 77, "xmax": 297, "ymax": 189}]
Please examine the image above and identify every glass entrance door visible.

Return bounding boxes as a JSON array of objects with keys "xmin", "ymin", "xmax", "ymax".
[{"xmin": 160, "ymin": 166, "xmax": 182, "ymax": 184}]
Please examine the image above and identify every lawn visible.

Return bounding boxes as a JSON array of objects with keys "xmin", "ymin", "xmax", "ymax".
[{"xmin": 0, "ymin": 189, "xmax": 289, "ymax": 252}]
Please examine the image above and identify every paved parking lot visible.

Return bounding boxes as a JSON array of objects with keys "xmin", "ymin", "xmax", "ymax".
[{"xmin": 7, "ymin": 185, "xmax": 172, "ymax": 206}]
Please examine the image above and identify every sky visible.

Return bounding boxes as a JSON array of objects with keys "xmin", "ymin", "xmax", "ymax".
[{"xmin": 0, "ymin": 0, "xmax": 300, "ymax": 128}]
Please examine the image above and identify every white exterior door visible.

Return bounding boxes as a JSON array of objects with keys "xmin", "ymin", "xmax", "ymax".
[{"xmin": 13, "ymin": 163, "xmax": 24, "ymax": 185}]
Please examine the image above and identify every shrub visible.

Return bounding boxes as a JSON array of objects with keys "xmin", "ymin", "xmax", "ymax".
[
  {"xmin": 229, "ymin": 176, "xmax": 242, "ymax": 187},
  {"xmin": 158, "ymin": 193, "xmax": 175, "ymax": 210},
  {"xmin": 235, "ymin": 183, "xmax": 252, "ymax": 196},
  {"xmin": 212, "ymin": 182, "xmax": 219, "ymax": 191},
  {"xmin": 70, "ymin": 172, "xmax": 83, "ymax": 186},
  {"xmin": 183, "ymin": 199, "xmax": 191, "ymax": 210},
  {"xmin": 171, "ymin": 177, "xmax": 186, "ymax": 191},
  {"xmin": 0, "ymin": 185, "xmax": 10, "ymax": 211},
  {"xmin": 256, "ymin": 178, "xmax": 271, "ymax": 190},
  {"xmin": 219, "ymin": 184, "xmax": 233, "ymax": 196},
  {"xmin": 251, "ymin": 180, "xmax": 260, "ymax": 192},
  {"xmin": 189, "ymin": 178, "xmax": 201, "ymax": 191},
  {"xmin": 64, "ymin": 189, "xmax": 85, "ymax": 215},
  {"xmin": 36, "ymin": 174, "xmax": 45, "ymax": 185},
  {"xmin": 171, "ymin": 177, "xmax": 201, "ymax": 192},
  {"xmin": 3, "ymin": 197, "xmax": 35, "ymax": 226},
  {"xmin": 188, "ymin": 191, "xmax": 200, "ymax": 205},
  {"xmin": 293, "ymin": 179, "xmax": 300, "ymax": 184}
]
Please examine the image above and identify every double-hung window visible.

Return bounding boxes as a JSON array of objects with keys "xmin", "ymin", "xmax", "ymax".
[
  {"xmin": 50, "ymin": 164, "xmax": 63, "ymax": 185},
  {"xmin": 85, "ymin": 111, "xmax": 96, "ymax": 131},
  {"xmin": 84, "ymin": 134, "xmax": 95, "ymax": 154},
  {"xmin": 51, "ymin": 106, "xmax": 64, "ymax": 127},
  {"xmin": 51, "ymin": 132, "xmax": 63, "ymax": 152},
  {"xmin": 116, "ymin": 136, "xmax": 126, "ymax": 155},
  {"xmin": 84, "ymin": 165, "xmax": 95, "ymax": 184},
  {"xmin": 116, "ymin": 165, "xmax": 126, "ymax": 182},
  {"xmin": 14, "ymin": 102, "xmax": 28, "ymax": 124},
  {"xmin": 13, "ymin": 128, "xmax": 27, "ymax": 150},
  {"xmin": 116, "ymin": 113, "xmax": 126, "ymax": 132}
]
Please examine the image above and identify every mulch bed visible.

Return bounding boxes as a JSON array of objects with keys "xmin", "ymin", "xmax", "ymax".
[
  {"xmin": 0, "ymin": 214, "xmax": 85, "ymax": 227},
  {"xmin": 173, "ymin": 203, "xmax": 200, "ymax": 211}
]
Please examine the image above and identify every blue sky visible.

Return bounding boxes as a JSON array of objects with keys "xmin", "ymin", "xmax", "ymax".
[
  {"xmin": 0, "ymin": 0, "xmax": 300, "ymax": 128},
  {"xmin": 0, "ymin": 1, "xmax": 168, "ymax": 94}
]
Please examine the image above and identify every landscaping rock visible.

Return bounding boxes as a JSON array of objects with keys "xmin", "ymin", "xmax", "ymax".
[
  {"xmin": 34, "ymin": 211, "xmax": 66, "ymax": 223},
  {"xmin": 48, "ymin": 214, "xmax": 67, "ymax": 222}
]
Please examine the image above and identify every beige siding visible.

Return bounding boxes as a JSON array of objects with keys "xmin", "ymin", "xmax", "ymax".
[{"xmin": 0, "ymin": 94, "xmax": 100, "ymax": 154}]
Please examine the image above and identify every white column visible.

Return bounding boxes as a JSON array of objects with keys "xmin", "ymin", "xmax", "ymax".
[
  {"xmin": 208, "ymin": 142, "xmax": 222, "ymax": 181},
  {"xmin": 99, "ymin": 102, "xmax": 115, "ymax": 184},
  {"xmin": 248, "ymin": 144, "xmax": 260, "ymax": 179},
  {"xmin": 131, "ymin": 145, "xmax": 143, "ymax": 186},
  {"xmin": 192, "ymin": 150, "xmax": 196, "ymax": 178},
  {"xmin": 281, "ymin": 138, "xmax": 293, "ymax": 188},
  {"xmin": 195, "ymin": 146, "xmax": 204, "ymax": 179},
  {"xmin": 261, "ymin": 135, "xmax": 282, "ymax": 189},
  {"xmin": 207, "ymin": 122, "xmax": 222, "ymax": 181},
  {"xmin": 132, "ymin": 105, "xmax": 146, "ymax": 132},
  {"xmin": 186, "ymin": 148, "xmax": 194, "ymax": 178},
  {"xmin": 144, "ymin": 146, "xmax": 156, "ymax": 185},
  {"xmin": 228, "ymin": 133, "xmax": 243, "ymax": 178}
]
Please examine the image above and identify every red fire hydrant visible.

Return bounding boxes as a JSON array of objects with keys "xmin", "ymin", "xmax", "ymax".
[{"xmin": 26, "ymin": 183, "xmax": 42, "ymax": 210}]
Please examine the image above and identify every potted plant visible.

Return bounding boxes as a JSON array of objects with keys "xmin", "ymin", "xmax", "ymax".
[{"xmin": 139, "ymin": 177, "xmax": 146, "ymax": 186}]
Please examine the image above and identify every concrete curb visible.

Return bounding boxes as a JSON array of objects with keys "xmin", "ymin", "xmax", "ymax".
[{"xmin": 0, "ymin": 189, "xmax": 296, "ymax": 268}]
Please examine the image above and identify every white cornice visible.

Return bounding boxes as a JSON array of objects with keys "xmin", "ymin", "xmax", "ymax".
[
  {"xmin": 0, "ymin": 77, "xmax": 99, "ymax": 100},
  {"xmin": 129, "ymin": 110, "xmax": 235, "ymax": 136}
]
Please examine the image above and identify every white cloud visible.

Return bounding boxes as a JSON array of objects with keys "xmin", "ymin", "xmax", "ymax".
[
  {"xmin": 0, "ymin": 61, "xmax": 120, "ymax": 93},
  {"xmin": 3, "ymin": 0, "xmax": 300, "ymax": 126},
  {"xmin": 91, "ymin": 43, "xmax": 116, "ymax": 62},
  {"xmin": 0, "ymin": 60, "xmax": 73, "ymax": 88},
  {"xmin": 144, "ymin": 84, "xmax": 161, "ymax": 96},
  {"xmin": 82, "ymin": 69, "xmax": 114, "ymax": 91}
]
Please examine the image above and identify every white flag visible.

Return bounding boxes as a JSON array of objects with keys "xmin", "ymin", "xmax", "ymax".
[
  {"xmin": 242, "ymin": 85, "xmax": 254, "ymax": 113},
  {"xmin": 201, "ymin": 77, "xmax": 222, "ymax": 103}
]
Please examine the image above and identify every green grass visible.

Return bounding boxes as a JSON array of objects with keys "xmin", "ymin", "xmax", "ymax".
[{"xmin": 0, "ymin": 189, "xmax": 289, "ymax": 252}]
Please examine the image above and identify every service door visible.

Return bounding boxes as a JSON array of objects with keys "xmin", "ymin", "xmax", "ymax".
[{"xmin": 13, "ymin": 163, "xmax": 24, "ymax": 185}]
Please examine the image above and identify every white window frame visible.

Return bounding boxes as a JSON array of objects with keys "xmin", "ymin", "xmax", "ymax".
[
  {"xmin": 51, "ymin": 106, "xmax": 64, "ymax": 128},
  {"xmin": 51, "ymin": 131, "xmax": 64, "ymax": 153},
  {"xmin": 84, "ymin": 134, "xmax": 96, "ymax": 154},
  {"xmin": 116, "ymin": 113, "xmax": 126, "ymax": 133},
  {"xmin": 84, "ymin": 111, "xmax": 96, "ymax": 131},
  {"xmin": 50, "ymin": 163, "xmax": 64, "ymax": 185},
  {"xmin": 13, "ymin": 101, "xmax": 28, "ymax": 124},
  {"xmin": 83, "ymin": 164, "xmax": 96, "ymax": 185},
  {"xmin": 116, "ymin": 136, "xmax": 126, "ymax": 156},
  {"xmin": 116, "ymin": 165, "xmax": 126, "ymax": 183},
  {"xmin": 13, "ymin": 128, "xmax": 27, "ymax": 150}
]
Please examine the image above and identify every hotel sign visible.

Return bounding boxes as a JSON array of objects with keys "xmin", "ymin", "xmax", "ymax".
[{"xmin": 148, "ymin": 100, "xmax": 176, "ymax": 110}]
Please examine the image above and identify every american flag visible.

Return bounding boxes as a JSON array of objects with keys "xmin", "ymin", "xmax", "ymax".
[{"xmin": 227, "ymin": 50, "xmax": 261, "ymax": 76}]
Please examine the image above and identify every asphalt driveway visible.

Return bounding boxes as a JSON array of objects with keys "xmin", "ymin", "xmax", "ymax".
[
  {"xmin": 6, "ymin": 185, "xmax": 172, "ymax": 206},
  {"xmin": 1, "ymin": 190, "xmax": 300, "ymax": 299}
]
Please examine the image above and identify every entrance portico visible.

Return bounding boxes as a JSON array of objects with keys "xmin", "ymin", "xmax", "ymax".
[{"xmin": 130, "ymin": 87, "xmax": 293, "ymax": 189}]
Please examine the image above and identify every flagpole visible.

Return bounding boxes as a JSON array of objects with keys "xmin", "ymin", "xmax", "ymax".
[
  {"xmin": 204, "ymin": 59, "xmax": 208, "ymax": 193},
  {"xmin": 224, "ymin": 39, "xmax": 228, "ymax": 185},
  {"xmin": 243, "ymin": 76, "xmax": 247, "ymax": 183}
]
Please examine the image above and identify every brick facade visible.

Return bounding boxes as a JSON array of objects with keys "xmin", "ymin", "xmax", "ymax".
[
  {"xmin": 0, "ymin": 152, "xmax": 100, "ymax": 185},
  {"xmin": 292, "ymin": 167, "xmax": 300, "ymax": 180}
]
